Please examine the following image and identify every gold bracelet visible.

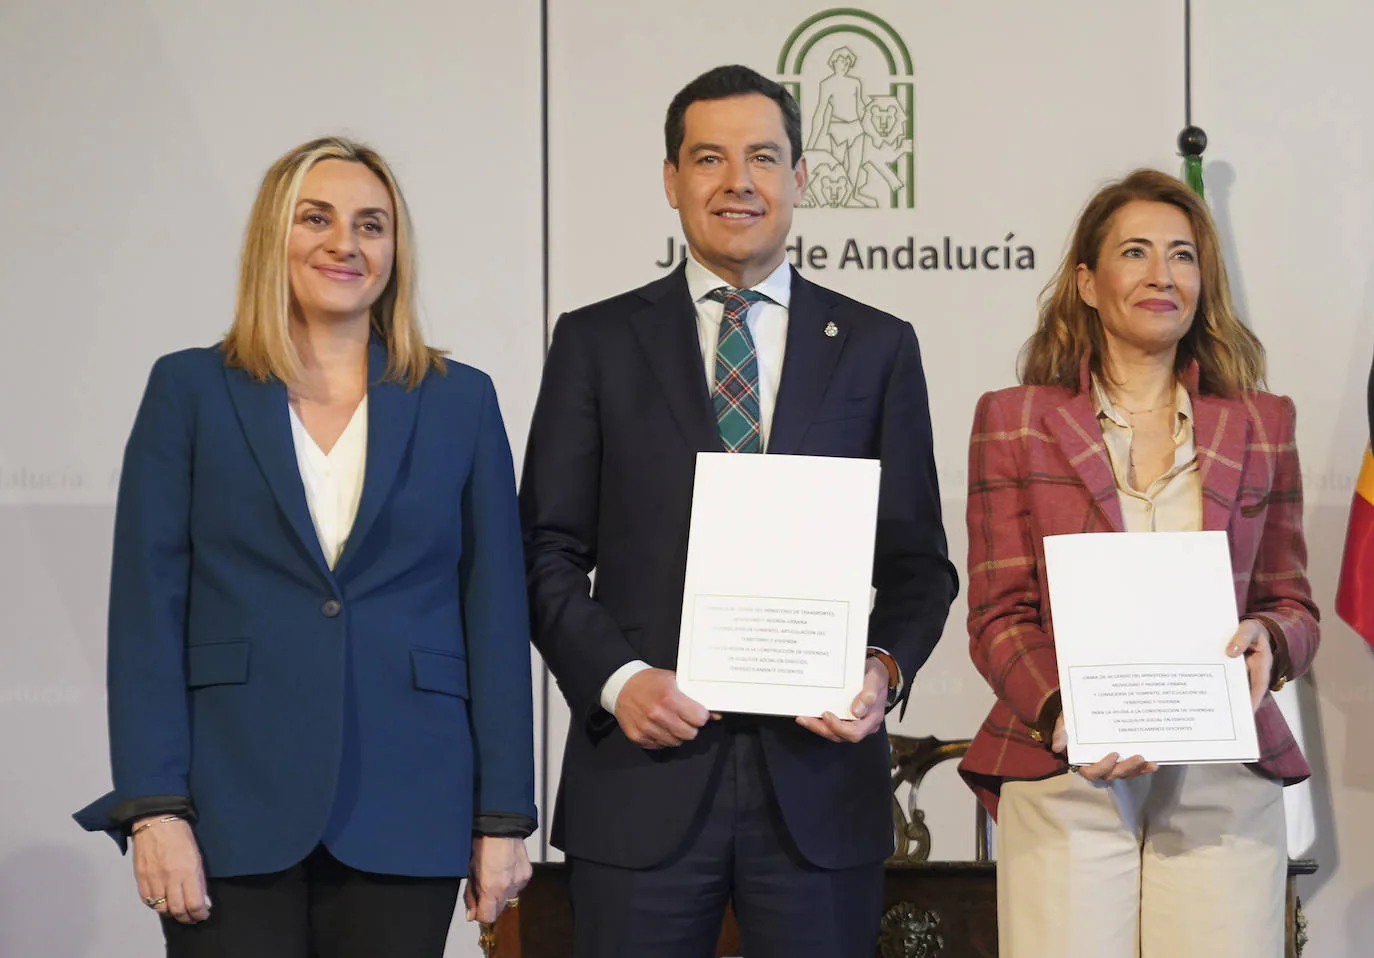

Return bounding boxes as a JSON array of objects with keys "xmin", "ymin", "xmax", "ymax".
[{"xmin": 131, "ymin": 815, "xmax": 182, "ymax": 837}]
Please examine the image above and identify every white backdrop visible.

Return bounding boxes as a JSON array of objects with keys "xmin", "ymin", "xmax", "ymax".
[
  {"xmin": 1196, "ymin": 3, "xmax": 1374, "ymax": 950},
  {"xmin": 3, "ymin": 1, "xmax": 1374, "ymax": 956}
]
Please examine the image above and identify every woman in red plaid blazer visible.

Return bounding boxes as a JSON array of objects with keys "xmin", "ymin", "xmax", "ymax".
[{"xmin": 958, "ymin": 169, "xmax": 1318, "ymax": 958}]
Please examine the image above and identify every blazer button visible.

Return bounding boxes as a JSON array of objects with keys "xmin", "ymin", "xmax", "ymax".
[{"xmin": 320, "ymin": 599, "xmax": 342, "ymax": 618}]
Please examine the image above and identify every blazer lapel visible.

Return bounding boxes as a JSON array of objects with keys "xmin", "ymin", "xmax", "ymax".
[
  {"xmin": 1046, "ymin": 392, "xmax": 1125, "ymax": 533},
  {"xmin": 1191, "ymin": 393, "xmax": 1249, "ymax": 532},
  {"xmin": 223, "ymin": 365, "xmax": 334, "ymax": 583},
  {"xmin": 629, "ymin": 265, "xmax": 721, "ymax": 453},
  {"xmin": 767, "ymin": 270, "xmax": 845, "ymax": 456},
  {"xmin": 335, "ymin": 339, "xmax": 422, "ymax": 575}
]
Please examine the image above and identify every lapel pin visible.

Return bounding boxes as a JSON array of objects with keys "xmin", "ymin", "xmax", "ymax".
[{"xmin": 824, "ymin": 321, "xmax": 838, "ymax": 338}]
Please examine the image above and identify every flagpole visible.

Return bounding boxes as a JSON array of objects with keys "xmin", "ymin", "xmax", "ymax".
[{"xmin": 1179, "ymin": 0, "xmax": 1207, "ymax": 197}]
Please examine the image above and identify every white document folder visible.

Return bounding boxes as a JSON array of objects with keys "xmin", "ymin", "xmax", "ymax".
[
  {"xmin": 1043, "ymin": 531, "xmax": 1259, "ymax": 766},
  {"xmin": 675, "ymin": 453, "xmax": 881, "ymax": 718}
]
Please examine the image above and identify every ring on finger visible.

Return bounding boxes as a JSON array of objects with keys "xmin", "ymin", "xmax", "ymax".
[{"xmin": 144, "ymin": 896, "xmax": 167, "ymax": 908}]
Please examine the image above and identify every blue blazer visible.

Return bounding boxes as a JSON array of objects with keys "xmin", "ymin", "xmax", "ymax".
[{"xmin": 75, "ymin": 341, "xmax": 536, "ymax": 878}]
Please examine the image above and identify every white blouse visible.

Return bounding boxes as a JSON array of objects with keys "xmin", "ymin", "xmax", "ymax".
[
  {"xmin": 1091, "ymin": 378, "xmax": 1202, "ymax": 534},
  {"xmin": 287, "ymin": 397, "xmax": 368, "ymax": 569}
]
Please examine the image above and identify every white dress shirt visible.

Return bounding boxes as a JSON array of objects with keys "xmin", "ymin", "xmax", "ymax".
[
  {"xmin": 686, "ymin": 252, "xmax": 793, "ymax": 450},
  {"xmin": 599, "ymin": 255, "xmax": 795, "ymax": 714},
  {"xmin": 288, "ymin": 397, "xmax": 368, "ymax": 570},
  {"xmin": 599, "ymin": 255, "xmax": 902, "ymax": 716}
]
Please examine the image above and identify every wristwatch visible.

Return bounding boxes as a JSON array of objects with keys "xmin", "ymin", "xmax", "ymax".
[{"xmin": 865, "ymin": 647, "xmax": 901, "ymax": 708}]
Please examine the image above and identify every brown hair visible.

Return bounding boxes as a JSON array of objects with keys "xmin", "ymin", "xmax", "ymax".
[
  {"xmin": 1020, "ymin": 168, "xmax": 1264, "ymax": 396},
  {"xmin": 221, "ymin": 136, "xmax": 444, "ymax": 388}
]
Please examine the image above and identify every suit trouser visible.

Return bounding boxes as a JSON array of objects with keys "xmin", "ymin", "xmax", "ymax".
[
  {"xmin": 996, "ymin": 763, "xmax": 1286, "ymax": 958},
  {"xmin": 160, "ymin": 844, "xmax": 460, "ymax": 958},
  {"xmin": 568, "ymin": 727, "xmax": 885, "ymax": 958}
]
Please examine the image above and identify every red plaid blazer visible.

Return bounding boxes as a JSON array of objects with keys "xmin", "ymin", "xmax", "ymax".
[{"xmin": 958, "ymin": 364, "xmax": 1320, "ymax": 817}]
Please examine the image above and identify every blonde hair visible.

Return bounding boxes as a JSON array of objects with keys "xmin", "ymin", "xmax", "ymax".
[
  {"xmin": 221, "ymin": 136, "xmax": 444, "ymax": 388},
  {"xmin": 1020, "ymin": 168, "xmax": 1265, "ymax": 396}
]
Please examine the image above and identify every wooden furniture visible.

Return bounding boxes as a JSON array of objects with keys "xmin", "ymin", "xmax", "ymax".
[{"xmin": 481, "ymin": 735, "xmax": 1315, "ymax": 956}]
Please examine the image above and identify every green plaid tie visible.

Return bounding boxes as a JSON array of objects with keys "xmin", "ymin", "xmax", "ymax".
[{"xmin": 707, "ymin": 287, "xmax": 769, "ymax": 453}]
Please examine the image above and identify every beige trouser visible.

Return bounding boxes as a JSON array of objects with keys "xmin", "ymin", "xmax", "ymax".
[{"xmin": 997, "ymin": 764, "xmax": 1286, "ymax": 958}]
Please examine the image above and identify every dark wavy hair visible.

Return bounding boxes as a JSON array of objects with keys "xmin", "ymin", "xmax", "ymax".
[{"xmin": 664, "ymin": 65, "xmax": 803, "ymax": 167}]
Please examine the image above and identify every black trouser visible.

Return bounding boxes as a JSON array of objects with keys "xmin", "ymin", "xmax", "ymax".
[
  {"xmin": 162, "ymin": 845, "xmax": 460, "ymax": 958},
  {"xmin": 568, "ymin": 728, "xmax": 885, "ymax": 958}
]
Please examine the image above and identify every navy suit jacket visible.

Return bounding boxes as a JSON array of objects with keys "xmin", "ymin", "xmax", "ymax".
[
  {"xmin": 76, "ymin": 341, "xmax": 536, "ymax": 878},
  {"xmin": 521, "ymin": 265, "xmax": 957, "ymax": 870}
]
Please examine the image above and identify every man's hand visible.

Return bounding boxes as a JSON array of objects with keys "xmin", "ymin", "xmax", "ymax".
[
  {"xmin": 795, "ymin": 657, "xmax": 889, "ymax": 743},
  {"xmin": 131, "ymin": 817, "xmax": 209, "ymax": 924},
  {"xmin": 464, "ymin": 836, "xmax": 532, "ymax": 924},
  {"xmin": 615, "ymin": 668, "xmax": 712, "ymax": 748},
  {"xmin": 1227, "ymin": 619, "xmax": 1275, "ymax": 713}
]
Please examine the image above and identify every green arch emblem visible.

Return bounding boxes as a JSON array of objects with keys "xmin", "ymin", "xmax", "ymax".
[{"xmin": 777, "ymin": 8, "xmax": 915, "ymax": 209}]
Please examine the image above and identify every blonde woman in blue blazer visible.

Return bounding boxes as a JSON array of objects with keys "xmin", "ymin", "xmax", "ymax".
[{"xmin": 75, "ymin": 137, "xmax": 535, "ymax": 958}]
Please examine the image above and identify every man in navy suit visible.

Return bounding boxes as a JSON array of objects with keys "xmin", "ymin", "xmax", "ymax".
[{"xmin": 521, "ymin": 65, "xmax": 957, "ymax": 958}]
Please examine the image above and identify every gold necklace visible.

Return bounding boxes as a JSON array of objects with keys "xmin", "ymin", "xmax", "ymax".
[{"xmin": 1109, "ymin": 394, "xmax": 1174, "ymax": 418}]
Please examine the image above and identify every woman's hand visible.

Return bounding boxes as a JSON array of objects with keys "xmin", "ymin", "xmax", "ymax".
[
  {"xmin": 464, "ymin": 836, "xmax": 532, "ymax": 924},
  {"xmin": 1227, "ymin": 619, "xmax": 1275, "ymax": 712},
  {"xmin": 1051, "ymin": 713, "xmax": 1067, "ymax": 754},
  {"xmin": 131, "ymin": 817, "xmax": 210, "ymax": 924},
  {"xmin": 1075, "ymin": 751, "xmax": 1159, "ymax": 782},
  {"xmin": 1052, "ymin": 714, "xmax": 1158, "ymax": 782}
]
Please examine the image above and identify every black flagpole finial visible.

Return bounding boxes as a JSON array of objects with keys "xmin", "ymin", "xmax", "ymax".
[{"xmin": 1178, "ymin": 125, "xmax": 1208, "ymax": 158}]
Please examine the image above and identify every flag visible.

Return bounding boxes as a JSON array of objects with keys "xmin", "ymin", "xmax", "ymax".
[{"xmin": 1336, "ymin": 356, "xmax": 1374, "ymax": 647}]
